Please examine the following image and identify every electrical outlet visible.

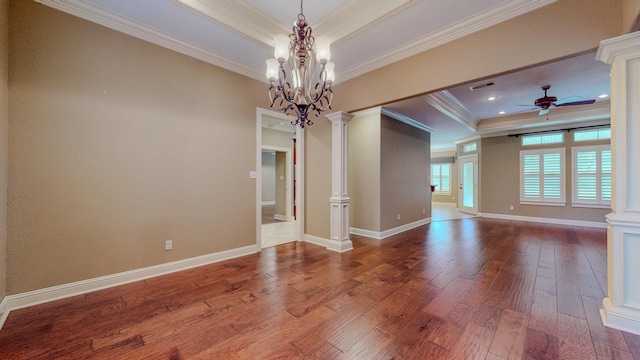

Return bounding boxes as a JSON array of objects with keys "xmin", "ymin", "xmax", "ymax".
[
  {"xmin": 509, "ymin": 205, "xmax": 514, "ymax": 210},
  {"xmin": 165, "ymin": 240, "xmax": 173, "ymax": 251},
  {"xmin": 397, "ymin": 214, "xmax": 401, "ymax": 220},
  {"xmin": 422, "ymin": 208, "xmax": 425, "ymax": 214}
]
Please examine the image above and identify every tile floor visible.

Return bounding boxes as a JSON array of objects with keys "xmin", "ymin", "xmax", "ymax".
[
  {"xmin": 261, "ymin": 221, "xmax": 297, "ymax": 248},
  {"xmin": 431, "ymin": 202, "xmax": 476, "ymax": 221}
]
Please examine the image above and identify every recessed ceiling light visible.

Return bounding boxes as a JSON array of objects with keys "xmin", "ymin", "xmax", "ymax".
[
  {"xmin": 598, "ymin": 94, "xmax": 609, "ymax": 98},
  {"xmin": 499, "ymin": 111, "xmax": 506, "ymax": 115},
  {"xmin": 488, "ymin": 96, "xmax": 496, "ymax": 101}
]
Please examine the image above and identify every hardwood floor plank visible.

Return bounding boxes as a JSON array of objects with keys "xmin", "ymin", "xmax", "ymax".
[
  {"xmin": 1, "ymin": 218, "xmax": 636, "ymax": 360},
  {"xmin": 523, "ymin": 328, "xmax": 560, "ymax": 360},
  {"xmin": 594, "ymin": 343, "xmax": 636, "ymax": 360},
  {"xmin": 335, "ymin": 326, "xmax": 392, "ymax": 360},
  {"xmin": 449, "ymin": 322, "xmax": 494, "ymax": 360},
  {"xmin": 558, "ymin": 313, "xmax": 597, "ymax": 359},
  {"xmin": 622, "ymin": 332, "xmax": 640, "ymax": 360},
  {"xmin": 488, "ymin": 309, "xmax": 529, "ymax": 360},
  {"xmin": 529, "ymin": 289, "xmax": 558, "ymax": 336},
  {"xmin": 423, "ymin": 276, "xmax": 473, "ymax": 318}
]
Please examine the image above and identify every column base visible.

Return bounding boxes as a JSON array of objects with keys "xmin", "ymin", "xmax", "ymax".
[
  {"xmin": 329, "ymin": 196, "xmax": 352, "ymax": 253},
  {"xmin": 326, "ymin": 239, "xmax": 354, "ymax": 253},
  {"xmin": 600, "ymin": 297, "xmax": 640, "ymax": 336}
]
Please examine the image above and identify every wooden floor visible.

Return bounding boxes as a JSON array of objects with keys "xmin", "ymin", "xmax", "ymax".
[{"xmin": 2, "ymin": 218, "xmax": 639, "ymax": 359}]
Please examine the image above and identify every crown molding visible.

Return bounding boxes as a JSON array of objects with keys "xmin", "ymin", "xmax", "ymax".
[
  {"xmin": 422, "ymin": 91, "xmax": 479, "ymax": 132},
  {"xmin": 454, "ymin": 135, "xmax": 481, "ymax": 145},
  {"xmin": 476, "ymin": 101, "xmax": 611, "ymax": 136},
  {"xmin": 381, "ymin": 108, "xmax": 434, "ymax": 133},
  {"xmin": 35, "ymin": 0, "xmax": 266, "ymax": 81},
  {"xmin": 339, "ymin": 0, "xmax": 557, "ymax": 81},
  {"xmin": 178, "ymin": 0, "xmax": 419, "ymax": 48},
  {"xmin": 351, "ymin": 107, "xmax": 433, "ymax": 133},
  {"xmin": 176, "ymin": 0, "xmax": 287, "ymax": 47}
]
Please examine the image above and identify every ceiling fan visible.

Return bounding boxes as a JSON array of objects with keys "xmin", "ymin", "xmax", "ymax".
[{"xmin": 525, "ymin": 85, "xmax": 596, "ymax": 116}]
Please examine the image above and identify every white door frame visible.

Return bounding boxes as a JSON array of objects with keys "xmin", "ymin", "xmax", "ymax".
[
  {"xmin": 256, "ymin": 108, "xmax": 304, "ymax": 248},
  {"xmin": 458, "ymin": 154, "xmax": 478, "ymax": 215}
]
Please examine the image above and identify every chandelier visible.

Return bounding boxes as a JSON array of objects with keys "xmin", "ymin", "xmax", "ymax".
[{"xmin": 266, "ymin": 0, "xmax": 335, "ymax": 128}]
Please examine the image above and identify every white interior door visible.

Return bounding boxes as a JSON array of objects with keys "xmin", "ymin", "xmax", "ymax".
[{"xmin": 458, "ymin": 154, "xmax": 478, "ymax": 215}]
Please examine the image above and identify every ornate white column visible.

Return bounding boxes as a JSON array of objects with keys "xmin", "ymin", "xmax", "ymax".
[
  {"xmin": 597, "ymin": 31, "xmax": 640, "ymax": 336},
  {"xmin": 325, "ymin": 111, "xmax": 354, "ymax": 252}
]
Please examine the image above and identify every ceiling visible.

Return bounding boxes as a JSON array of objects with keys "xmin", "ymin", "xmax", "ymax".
[{"xmin": 36, "ymin": 0, "xmax": 611, "ymax": 151}]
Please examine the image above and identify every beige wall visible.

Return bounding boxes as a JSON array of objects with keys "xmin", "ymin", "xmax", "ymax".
[
  {"xmin": 431, "ymin": 150, "xmax": 457, "ymax": 204},
  {"xmin": 623, "ymin": 0, "xmax": 640, "ymax": 31},
  {"xmin": 348, "ymin": 112, "xmax": 381, "ymax": 231},
  {"xmin": 305, "ymin": 122, "xmax": 332, "ymax": 239},
  {"xmin": 480, "ymin": 135, "xmax": 611, "ymax": 222},
  {"xmin": 7, "ymin": 1, "xmax": 264, "ymax": 294},
  {"xmin": 348, "ymin": 112, "xmax": 429, "ymax": 233},
  {"xmin": 0, "ymin": 0, "xmax": 8, "ymax": 301},
  {"xmin": 380, "ymin": 115, "xmax": 431, "ymax": 231}
]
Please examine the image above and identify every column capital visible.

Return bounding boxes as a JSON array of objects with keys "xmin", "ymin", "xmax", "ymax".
[
  {"xmin": 597, "ymin": 31, "xmax": 640, "ymax": 65},
  {"xmin": 325, "ymin": 111, "xmax": 354, "ymax": 124}
]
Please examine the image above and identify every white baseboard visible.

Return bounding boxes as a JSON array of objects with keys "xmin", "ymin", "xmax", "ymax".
[
  {"xmin": 1, "ymin": 244, "xmax": 259, "ymax": 329},
  {"xmin": 350, "ymin": 217, "xmax": 431, "ymax": 240},
  {"xmin": 274, "ymin": 214, "xmax": 286, "ymax": 221},
  {"xmin": 0, "ymin": 297, "xmax": 8, "ymax": 330},
  {"xmin": 601, "ymin": 297, "xmax": 640, "ymax": 336},
  {"xmin": 349, "ymin": 227, "xmax": 382, "ymax": 239},
  {"xmin": 304, "ymin": 234, "xmax": 331, "ymax": 248},
  {"xmin": 479, "ymin": 212, "xmax": 607, "ymax": 228}
]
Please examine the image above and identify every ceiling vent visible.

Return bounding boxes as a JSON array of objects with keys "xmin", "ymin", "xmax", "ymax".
[{"xmin": 469, "ymin": 82, "xmax": 495, "ymax": 91}]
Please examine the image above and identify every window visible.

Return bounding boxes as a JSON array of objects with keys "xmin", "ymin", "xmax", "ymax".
[
  {"xmin": 520, "ymin": 148, "xmax": 566, "ymax": 205},
  {"xmin": 572, "ymin": 145, "xmax": 611, "ymax": 208},
  {"xmin": 431, "ymin": 163, "xmax": 451, "ymax": 194},
  {"xmin": 573, "ymin": 128, "xmax": 611, "ymax": 142},
  {"xmin": 521, "ymin": 132, "xmax": 564, "ymax": 146},
  {"xmin": 461, "ymin": 142, "xmax": 477, "ymax": 153}
]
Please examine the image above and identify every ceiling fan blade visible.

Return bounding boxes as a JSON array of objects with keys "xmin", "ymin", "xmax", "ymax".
[
  {"xmin": 555, "ymin": 99, "xmax": 597, "ymax": 107},
  {"xmin": 554, "ymin": 96, "xmax": 583, "ymax": 105},
  {"xmin": 539, "ymin": 109, "xmax": 549, "ymax": 116}
]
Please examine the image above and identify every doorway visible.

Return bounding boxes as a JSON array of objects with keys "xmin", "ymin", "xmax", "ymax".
[
  {"xmin": 458, "ymin": 154, "xmax": 478, "ymax": 215},
  {"xmin": 256, "ymin": 108, "xmax": 303, "ymax": 248}
]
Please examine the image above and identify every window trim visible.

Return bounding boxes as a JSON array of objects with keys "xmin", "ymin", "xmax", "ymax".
[
  {"xmin": 573, "ymin": 127, "xmax": 611, "ymax": 142},
  {"xmin": 431, "ymin": 163, "xmax": 452, "ymax": 195},
  {"xmin": 571, "ymin": 144, "xmax": 611, "ymax": 209},
  {"xmin": 521, "ymin": 132, "xmax": 564, "ymax": 146},
  {"xmin": 519, "ymin": 147, "xmax": 566, "ymax": 206}
]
